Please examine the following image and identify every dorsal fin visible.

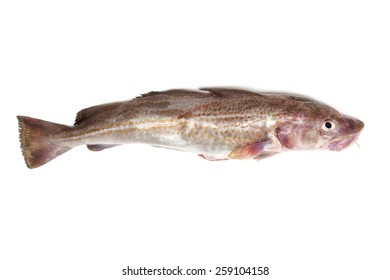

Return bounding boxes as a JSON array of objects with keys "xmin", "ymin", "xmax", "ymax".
[
  {"xmin": 137, "ymin": 89, "xmax": 211, "ymax": 99},
  {"xmin": 199, "ymin": 88, "xmax": 262, "ymax": 97},
  {"xmin": 137, "ymin": 88, "xmax": 262, "ymax": 100},
  {"xmin": 74, "ymin": 101, "xmax": 122, "ymax": 126}
]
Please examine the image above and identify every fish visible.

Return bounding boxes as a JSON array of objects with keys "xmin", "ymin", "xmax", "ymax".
[{"xmin": 17, "ymin": 88, "xmax": 364, "ymax": 168}]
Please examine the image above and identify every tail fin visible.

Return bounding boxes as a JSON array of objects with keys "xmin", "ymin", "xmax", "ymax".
[{"xmin": 17, "ymin": 116, "xmax": 73, "ymax": 169}]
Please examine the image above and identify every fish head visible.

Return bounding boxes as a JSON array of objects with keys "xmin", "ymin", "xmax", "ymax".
[{"xmin": 275, "ymin": 101, "xmax": 364, "ymax": 151}]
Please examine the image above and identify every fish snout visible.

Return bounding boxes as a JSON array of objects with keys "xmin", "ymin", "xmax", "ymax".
[{"xmin": 341, "ymin": 116, "xmax": 364, "ymax": 135}]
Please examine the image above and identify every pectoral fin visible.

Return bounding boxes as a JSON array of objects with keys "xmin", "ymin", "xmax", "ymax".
[{"xmin": 228, "ymin": 139, "xmax": 269, "ymax": 159}]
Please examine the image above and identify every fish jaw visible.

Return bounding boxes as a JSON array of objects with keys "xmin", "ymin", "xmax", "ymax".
[{"xmin": 328, "ymin": 134, "xmax": 359, "ymax": 151}]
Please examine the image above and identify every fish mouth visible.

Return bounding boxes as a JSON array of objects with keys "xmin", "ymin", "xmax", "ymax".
[{"xmin": 328, "ymin": 134, "xmax": 359, "ymax": 151}]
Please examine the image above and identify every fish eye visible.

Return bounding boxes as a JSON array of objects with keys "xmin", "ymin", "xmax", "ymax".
[{"xmin": 322, "ymin": 120, "xmax": 335, "ymax": 131}]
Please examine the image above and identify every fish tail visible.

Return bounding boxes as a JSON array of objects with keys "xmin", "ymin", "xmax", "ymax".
[{"xmin": 17, "ymin": 116, "xmax": 73, "ymax": 169}]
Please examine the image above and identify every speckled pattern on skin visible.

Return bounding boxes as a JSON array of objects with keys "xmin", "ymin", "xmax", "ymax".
[{"xmin": 17, "ymin": 88, "xmax": 364, "ymax": 168}]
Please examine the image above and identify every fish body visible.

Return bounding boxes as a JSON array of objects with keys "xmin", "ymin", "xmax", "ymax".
[{"xmin": 17, "ymin": 88, "xmax": 364, "ymax": 168}]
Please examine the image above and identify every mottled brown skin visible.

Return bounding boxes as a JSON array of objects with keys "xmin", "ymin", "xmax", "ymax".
[{"xmin": 17, "ymin": 88, "xmax": 364, "ymax": 168}]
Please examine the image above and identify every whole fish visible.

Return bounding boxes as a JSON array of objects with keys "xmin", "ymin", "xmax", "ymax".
[{"xmin": 17, "ymin": 88, "xmax": 364, "ymax": 168}]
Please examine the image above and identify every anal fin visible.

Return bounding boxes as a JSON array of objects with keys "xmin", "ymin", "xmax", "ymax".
[
  {"xmin": 253, "ymin": 151, "xmax": 279, "ymax": 161},
  {"xmin": 87, "ymin": 144, "xmax": 120, "ymax": 151},
  {"xmin": 198, "ymin": 154, "xmax": 228, "ymax": 161}
]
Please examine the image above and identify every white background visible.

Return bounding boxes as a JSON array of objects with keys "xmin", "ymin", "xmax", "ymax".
[{"xmin": 1, "ymin": 1, "xmax": 389, "ymax": 279}]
